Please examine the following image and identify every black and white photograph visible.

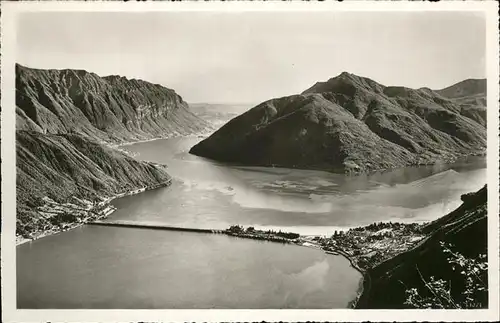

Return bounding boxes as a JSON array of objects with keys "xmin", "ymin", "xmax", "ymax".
[{"xmin": 1, "ymin": 1, "xmax": 499, "ymax": 322}]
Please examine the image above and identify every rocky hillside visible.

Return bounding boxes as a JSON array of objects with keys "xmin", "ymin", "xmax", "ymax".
[
  {"xmin": 16, "ymin": 131, "xmax": 171, "ymax": 238},
  {"xmin": 356, "ymin": 185, "xmax": 487, "ymax": 309},
  {"xmin": 190, "ymin": 72, "xmax": 486, "ymax": 173},
  {"xmin": 15, "ymin": 65, "xmax": 210, "ymax": 238},
  {"xmin": 16, "ymin": 64, "xmax": 210, "ymax": 144}
]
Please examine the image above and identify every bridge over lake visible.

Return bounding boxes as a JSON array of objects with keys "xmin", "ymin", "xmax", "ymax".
[{"xmin": 88, "ymin": 220, "xmax": 225, "ymax": 234}]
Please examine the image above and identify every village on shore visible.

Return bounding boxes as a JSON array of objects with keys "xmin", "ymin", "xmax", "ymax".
[
  {"xmin": 223, "ymin": 221, "xmax": 427, "ymax": 308},
  {"xmin": 16, "ymin": 179, "xmax": 171, "ymax": 245},
  {"xmin": 224, "ymin": 222, "xmax": 426, "ymax": 272}
]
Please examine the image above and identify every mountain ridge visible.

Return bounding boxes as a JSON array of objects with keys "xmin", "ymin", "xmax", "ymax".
[
  {"xmin": 16, "ymin": 64, "xmax": 210, "ymax": 144},
  {"xmin": 190, "ymin": 72, "xmax": 486, "ymax": 174},
  {"xmin": 15, "ymin": 65, "xmax": 210, "ymax": 238}
]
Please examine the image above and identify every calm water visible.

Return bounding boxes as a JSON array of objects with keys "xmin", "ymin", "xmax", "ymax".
[
  {"xmin": 17, "ymin": 104, "xmax": 486, "ymax": 308},
  {"xmin": 17, "ymin": 226, "xmax": 361, "ymax": 309},
  {"xmin": 111, "ymin": 136, "xmax": 486, "ymax": 236}
]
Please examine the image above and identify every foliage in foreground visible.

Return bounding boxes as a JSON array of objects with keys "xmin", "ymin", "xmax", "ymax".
[{"xmin": 403, "ymin": 241, "xmax": 488, "ymax": 309}]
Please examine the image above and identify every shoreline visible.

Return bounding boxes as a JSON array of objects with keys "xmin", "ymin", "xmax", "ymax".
[
  {"xmin": 16, "ymin": 179, "xmax": 172, "ymax": 246},
  {"xmin": 115, "ymin": 136, "xmax": 173, "ymax": 148},
  {"xmin": 114, "ymin": 129, "xmax": 214, "ymax": 148},
  {"xmin": 189, "ymin": 150, "xmax": 486, "ymax": 176},
  {"xmin": 329, "ymin": 248, "xmax": 369, "ymax": 308},
  {"xmin": 114, "ymin": 131, "xmax": 485, "ymax": 178}
]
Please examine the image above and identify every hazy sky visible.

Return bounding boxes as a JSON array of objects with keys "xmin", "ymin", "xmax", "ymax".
[{"xmin": 17, "ymin": 11, "xmax": 485, "ymax": 104}]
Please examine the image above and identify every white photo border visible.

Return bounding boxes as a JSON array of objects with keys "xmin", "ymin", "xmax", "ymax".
[{"xmin": 1, "ymin": 1, "xmax": 499, "ymax": 322}]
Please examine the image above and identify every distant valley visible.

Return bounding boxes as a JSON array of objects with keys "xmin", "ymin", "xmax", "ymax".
[{"xmin": 189, "ymin": 103, "xmax": 255, "ymax": 128}]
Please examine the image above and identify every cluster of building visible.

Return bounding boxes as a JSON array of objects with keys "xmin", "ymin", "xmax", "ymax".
[
  {"xmin": 221, "ymin": 222, "xmax": 426, "ymax": 271},
  {"xmin": 221, "ymin": 222, "xmax": 426, "ymax": 273},
  {"xmin": 20, "ymin": 196, "xmax": 119, "ymax": 242},
  {"xmin": 39, "ymin": 196, "xmax": 116, "ymax": 223},
  {"xmin": 318, "ymin": 222, "xmax": 426, "ymax": 270},
  {"xmin": 35, "ymin": 180, "xmax": 172, "ymax": 235}
]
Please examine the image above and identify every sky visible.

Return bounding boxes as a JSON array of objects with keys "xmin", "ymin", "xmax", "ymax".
[{"xmin": 16, "ymin": 11, "xmax": 486, "ymax": 104}]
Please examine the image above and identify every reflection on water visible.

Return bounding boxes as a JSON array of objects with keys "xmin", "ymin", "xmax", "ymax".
[
  {"xmin": 112, "ymin": 137, "xmax": 486, "ymax": 235},
  {"xmin": 17, "ymin": 226, "xmax": 362, "ymax": 309}
]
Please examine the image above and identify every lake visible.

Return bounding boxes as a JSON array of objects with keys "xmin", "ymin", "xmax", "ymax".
[
  {"xmin": 112, "ymin": 136, "xmax": 486, "ymax": 236},
  {"xmin": 17, "ymin": 226, "xmax": 362, "ymax": 309},
  {"xmin": 16, "ymin": 104, "xmax": 486, "ymax": 309}
]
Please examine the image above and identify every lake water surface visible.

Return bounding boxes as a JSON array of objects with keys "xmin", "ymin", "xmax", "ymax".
[
  {"xmin": 16, "ymin": 104, "xmax": 486, "ymax": 309},
  {"xmin": 112, "ymin": 136, "xmax": 486, "ymax": 235},
  {"xmin": 18, "ymin": 226, "xmax": 362, "ymax": 309}
]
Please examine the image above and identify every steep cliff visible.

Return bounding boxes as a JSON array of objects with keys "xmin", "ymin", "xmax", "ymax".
[
  {"xmin": 16, "ymin": 64, "xmax": 210, "ymax": 143},
  {"xmin": 16, "ymin": 131, "xmax": 171, "ymax": 238},
  {"xmin": 190, "ymin": 72, "xmax": 486, "ymax": 173},
  {"xmin": 15, "ymin": 64, "xmax": 210, "ymax": 238},
  {"xmin": 356, "ymin": 185, "xmax": 487, "ymax": 309}
]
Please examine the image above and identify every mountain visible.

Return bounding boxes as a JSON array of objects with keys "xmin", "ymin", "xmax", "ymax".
[
  {"xmin": 16, "ymin": 131, "xmax": 171, "ymax": 238},
  {"xmin": 190, "ymin": 72, "xmax": 486, "ymax": 173},
  {"xmin": 356, "ymin": 185, "xmax": 487, "ymax": 309},
  {"xmin": 15, "ymin": 65, "xmax": 209, "ymax": 238},
  {"xmin": 16, "ymin": 64, "xmax": 210, "ymax": 143}
]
